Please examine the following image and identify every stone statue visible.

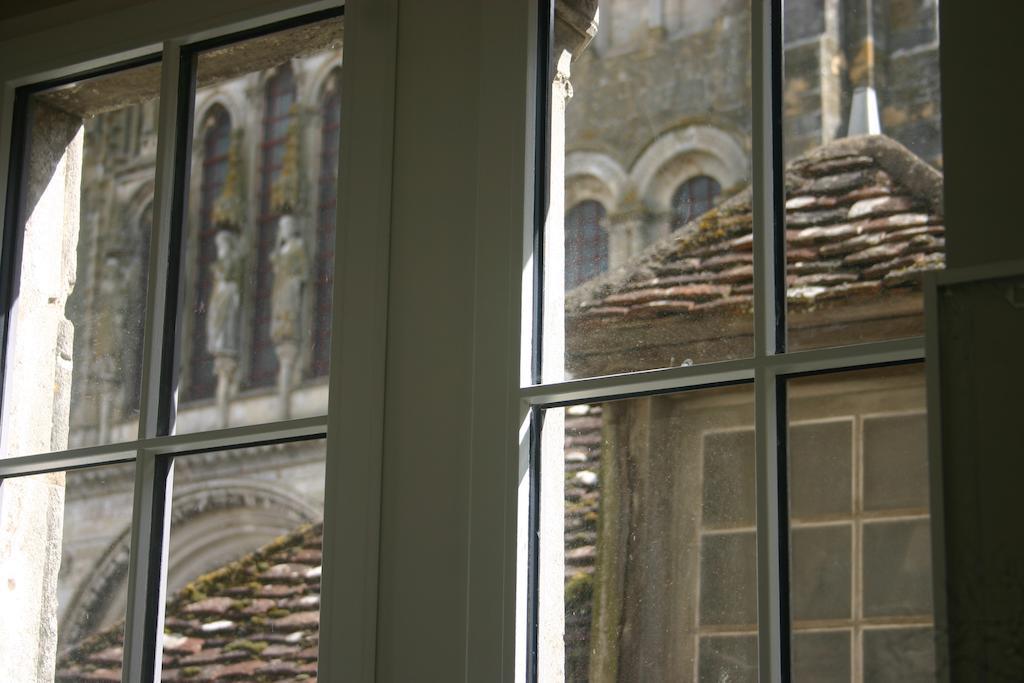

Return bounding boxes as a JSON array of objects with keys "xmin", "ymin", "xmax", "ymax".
[
  {"xmin": 206, "ymin": 229, "xmax": 242, "ymax": 427},
  {"xmin": 270, "ymin": 214, "xmax": 309, "ymax": 418},
  {"xmin": 206, "ymin": 229, "xmax": 242, "ymax": 357}
]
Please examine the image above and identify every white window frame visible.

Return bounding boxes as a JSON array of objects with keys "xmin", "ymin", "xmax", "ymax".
[
  {"xmin": 0, "ymin": 1, "xmax": 962, "ymax": 682},
  {"xmin": 0, "ymin": 1, "xmax": 396, "ymax": 681},
  {"xmin": 513, "ymin": 1, "xmax": 932, "ymax": 681}
]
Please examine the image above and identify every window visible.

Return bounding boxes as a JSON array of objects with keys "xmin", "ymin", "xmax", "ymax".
[
  {"xmin": 528, "ymin": 0, "xmax": 944, "ymax": 680},
  {"xmin": 251, "ymin": 64, "xmax": 298, "ymax": 389},
  {"xmin": 671, "ymin": 174, "xmax": 722, "ymax": 231},
  {"xmin": 0, "ymin": 9, "xmax": 347, "ymax": 680},
  {"xmin": 311, "ymin": 69, "xmax": 341, "ymax": 378},
  {"xmin": 564, "ymin": 199, "xmax": 608, "ymax": 289}
]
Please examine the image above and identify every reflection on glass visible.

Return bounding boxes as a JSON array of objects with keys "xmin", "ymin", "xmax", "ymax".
[
  {"xmin": 561, "ymin": 384, "xmax": 757, "ymax": 681},
  {"xmin": 160, "ymin": 440, "xmax": 326, "ymax": 680},
  {"xmin": 0, "ymin": 462, "xmax": 137, "ymax": 682},
  {"xmin": 557, "ymin": 0, "xmax": 754, "ymax": 379},
  {"xmin": 175, "ymin": 16, "xmax": 343, "ymax": 433},
  {"xmin": 50, "ymin": 441, "xmax": 326, "ymax": 680},
  {"xmin": 787, "ymin": 364, "xmax": 935, "ymax": 682},
  {"xmin": 171, "ymin": 18, "xmax": 339, "ymax": 432},
  {"xmin": 2, "ymin": 61, "xmax": 161, "ymax": 456},
  {"xmin": 783, "ymin": 0, "xmax": 945, "ymax": 350}
]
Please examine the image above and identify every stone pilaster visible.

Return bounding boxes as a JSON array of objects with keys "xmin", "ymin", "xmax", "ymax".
[{"xmin": 0, "ymin": 103, "xmax": 81, "ymax": 682}]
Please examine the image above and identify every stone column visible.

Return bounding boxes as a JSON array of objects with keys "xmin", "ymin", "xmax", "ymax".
[
  {"xmin": 606, "ymin": 203, "xmax": 647, "ymax": 270},
  {"xmin": 0, "ymin": 104, "xmax": 82, "ymax": 682},
  {"xmin": 208, "ymin": 133, "xmax": 245, "ymax": 428},
  {"xmin": 270, "ymin": 214, "xmax": 308, "ymax": 420},
  {"xmin": 206, "ymin": 230, "xmax": 243, "ymax": 428}
]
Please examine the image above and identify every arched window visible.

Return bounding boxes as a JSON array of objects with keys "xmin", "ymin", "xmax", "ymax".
[
  {"xmin": 186, "ymin": 105, "xmax": 231, "ymax": 400},
  {"xmin": 251, "ymin": 65, "xmax": 297, "ymax": 387},
  {"xmin": 565, "ymin": 200, "xmax": 609, "ymax": 289},
  {"xmin": 311, "ymin": 69, "xmax": 341, "ymax": 378},
  {"xmin": 125, "ymin": 201, "xmax": 153, "ymax": 414},
  {"xmin": 671, "ymin": 175, "xmax": 721, "ymax": 230}
]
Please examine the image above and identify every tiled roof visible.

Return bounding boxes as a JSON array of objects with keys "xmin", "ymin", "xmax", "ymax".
[
  {"xmin": 564, "ymin": 405, "xmax": 603, "ymax": 679},
  {"xmin": 568, "ymin": 135, "xmax": 944, "ymax": 324},
  {"xmin": 57, "ymin": 523, "xmax": 323, "ymax": 682}
]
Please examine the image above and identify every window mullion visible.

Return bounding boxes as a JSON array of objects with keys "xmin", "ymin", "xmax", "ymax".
[
  {"xmin": 755, "ymin": 367, "xmax": 787, "ymax": 682},
  {"xmin": 752, "ymin": 0, "xmax": 786, "ymax": 681},
  {"xmin": 751, "ymin": 0, "xmax": 784, "ymax": 361},
  {"xmin": 123, "ymin": 39, "xmax": 188, "ymax": 683}
]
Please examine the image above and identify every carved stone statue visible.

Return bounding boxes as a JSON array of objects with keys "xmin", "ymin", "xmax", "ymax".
[
  {"xmin": 206, "ymin": 229, "xmax": 242, "ymax": 427},
  {"xmin": 270, "ymin": 213, "xmax": 309, "ymax": 418},
  {"xmin": 271, "ymin": 214, "xmax": 308, "ymax": 345},
  {"xmin": 207, "ymin": 230, "xmax": 242, "ymax": 357}
]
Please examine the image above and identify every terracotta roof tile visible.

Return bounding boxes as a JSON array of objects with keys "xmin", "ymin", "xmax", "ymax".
[
  {"xmin": 569, "ymin": 135, "xmax": 944, "ymax": 326},
  {"xmin": 57, "ymin": 523, "xmax": 324, "ymax": 682}
]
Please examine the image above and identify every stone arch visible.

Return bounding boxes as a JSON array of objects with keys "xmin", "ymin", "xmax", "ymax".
[
  {"xmin": 629, "ymin": 125, "xmax": 748, "ymax": 213},
  {"xmin": 565, "ymin": 150, "xmax": 628, "ymax": 211},
  {"xmin": 60, "ymin": 478, "xmax": 321, "ymax": 647},
  {"xmin": 304, "ymin": 55, "xmax": 344, "ymax": 110}
]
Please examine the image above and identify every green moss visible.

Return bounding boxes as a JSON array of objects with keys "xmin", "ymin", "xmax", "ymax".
[
  {"xmin": 182, "ymin": 666, "xmax": 201, "ymax": 678},
  {"xmin": 267, "ymin": 608, "xmax": 291, "ymax": 618},
  {"xmin": 224, "ymin": 639, "xmax": 268, "ymax": 655},
  {"xmin": 564, "ymin": 572, "xmax": 593, "ymax": 608}
]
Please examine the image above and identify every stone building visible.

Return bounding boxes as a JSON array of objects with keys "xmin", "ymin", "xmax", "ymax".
[
  {"xmin": 49, "ymin": 1, "xmax": 944, "ymax": 680},
  {"xmin": 562, "ymin": 0, "xmax": 940, "ymax": 285},
  {"xmin": 55, "ymin": 30, "xmax": 341, "ymax": 654}
]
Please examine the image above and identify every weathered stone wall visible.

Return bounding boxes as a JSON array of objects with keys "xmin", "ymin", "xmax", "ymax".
[
  {"xmin": 565, "ymin": 0, "xmax": 943, "ymax": 260},
  {"xmin": 0, "ymin": 101, "xmax": 82, "ymax": 682}
]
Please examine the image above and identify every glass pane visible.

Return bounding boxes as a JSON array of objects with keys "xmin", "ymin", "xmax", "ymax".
[
  {"xmin": 783, "ymin": 0, "xmax": 944, "ymax": 350},
  {"xmin": 787, "ymin": 364, "xmax": 936, "ymax": 682},
  {"xmin": 560, "ymin": 384, "xmax": 757, "ymax": 681},
  {"xmin": 175, "ymin": 17, "xmax": 342, "ymax": 433},
  {"xmin": 161, "ymin": 440, "xmax": 326, "ymax": 680},
  {"xmin": 554, "ymin": 0, "xmax": 754, "ymax": 381},
  {"xmin": 0, "ymin": 461, "xmax": 136, "ymax": 681},
  {"xmin": 1, "ymin": 61, "xmax": 161, "ymax": 456}
]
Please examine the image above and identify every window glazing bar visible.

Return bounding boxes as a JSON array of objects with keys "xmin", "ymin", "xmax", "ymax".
[
  {"xmin": 519, "ymin": 336, "xmax": 923, "ymax": 407},
  {"xmin": 0, "ymin": 415, "xmax": 328, "ymax": 477},
  {"xmin": 123, "ymin": 40, "xmax": 185, "ymax": 683},
  {"xmin": 752, "ymin": 0, "xmax": 786, "ymax": 681},
  {"xmin": 520, "ymin": 358, "xmax": 756, "ymax": 406}
]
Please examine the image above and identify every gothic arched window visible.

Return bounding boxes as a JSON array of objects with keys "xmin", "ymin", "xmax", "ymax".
[
  {"xmin": 187, "ymin": 105, "xmax": 231, "ymax": 400},
  {"xmin": 311, "ymin": 69, "xmax": 341, "ymax": 378},
  {"xmin": 671, "ymin": 174, "xmax": 721, "ymax": 230},
  {"xmin": 126, "ymin": 201, "xmax": 154, "ymax": 414},
  {"xmin": 565, "ymin": 200, "xmax": 609, "ymax": 289},
  {"xmin": 251, "ymin": 65, "xmax": 297, "ymax": 387}
]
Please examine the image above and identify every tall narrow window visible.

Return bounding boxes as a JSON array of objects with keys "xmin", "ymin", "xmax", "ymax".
[
  {"xmin": 311, "ymin": 69, "xmax": 341, "ymax": 377},
  {"xmin": 125, "ymin": 201, "xmax": 154, "ymax": 414},
  {"xmin": 0, "ymin": 11, "xmax": 344, "ymax": 681},
  {"xmin": 565, "ymin": 200, "xmax": 608, "ymax": 289},
  {"xmin": 671, "ymin": 175, "xmax": 721, "ymax": 231},
  {"xmin": 187, "ymin": 106, "xmax": 231, "ymax": 400},
  {"xmin": 251, "ymin": 64, "xmax": 297, "ymax": 387}
]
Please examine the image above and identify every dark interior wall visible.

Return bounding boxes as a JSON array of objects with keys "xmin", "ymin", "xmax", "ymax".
[
  {"xmin": 940, "ymin": 2, "xmax": 1024, "ymax": 268},
  {"xmin": 0, "ymin": 0, "xmax": 151, "ymax": 41},
  {"xmin": 936, "ymin": 2, "xmax": 1024, "ymax": 680}
]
